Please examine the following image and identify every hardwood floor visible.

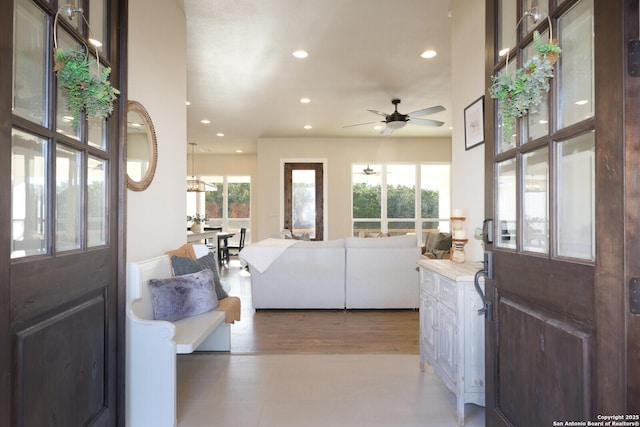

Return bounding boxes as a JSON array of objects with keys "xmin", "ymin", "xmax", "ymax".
[{"xmin": 221, "ymin": 261, "xmax": 420, "ymax": 354}]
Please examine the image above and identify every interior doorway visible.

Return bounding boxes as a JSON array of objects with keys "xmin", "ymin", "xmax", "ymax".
[{"xmin": 283, "ymin": 162, "xmax": 325, "ymax": 240}]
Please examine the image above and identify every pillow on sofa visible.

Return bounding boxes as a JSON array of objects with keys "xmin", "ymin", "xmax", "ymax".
[
  {"xmin": 171, "ymin": 252, "xmax": 229, "ymax": 300},
  {"xmin": 165, "ymin": 243, "xmax": 196, "ymax": 260},
  {"xmin": 424, "ymin": 232, "xmax": 452, "ymax": 252},
  {"xmin": 147, "ymin": 269, "xmax": 218, "ymax": 322}
]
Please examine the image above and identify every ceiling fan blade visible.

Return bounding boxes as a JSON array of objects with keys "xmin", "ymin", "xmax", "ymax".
[
  {"xmin": 368, "ymin": 109, "xmax": 390, "ymax": 118},
  {"xmin": 409, "ymin": 117, "xmax": 445, "ymax": 127},
  {"xmin": 407, "ymin": 105, "xmax": 446, "ymax": 118},
  {"xmin": 380, "ymin": 126, "xmax": 396, "ymax": 135},
  {"xmin": 343, "ymin": 121, "xmax": 378, "ymax": 128}
]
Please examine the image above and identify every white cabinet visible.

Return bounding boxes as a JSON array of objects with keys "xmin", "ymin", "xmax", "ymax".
[{"xmin": 417, "ymin": 259, "xmax": 485, "ymax": 426}]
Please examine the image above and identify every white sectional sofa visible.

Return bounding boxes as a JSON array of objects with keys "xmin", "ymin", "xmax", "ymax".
[
  {"xmin": 344, "ymin": 235, "xmax": 421, "ymax": 308},
  {"xmin": 240, "ymin": 235, "xmax": 421, "ymax": 309}
]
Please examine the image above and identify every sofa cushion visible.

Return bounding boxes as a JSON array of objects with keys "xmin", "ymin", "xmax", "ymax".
[
  {"xmin": 425, "ymin": 232, "xmax": 452, "ymax": 252},
  {"xmin": 293, "ymin": 239, "xmax": 345, "ymax": 248},
  {"xmin": 171, "ymin": 253, "xmax": 229, "ymax": 300},
  {"xmin": 147, "ymin": 269, "xmax": 219, "ymax": 322},
  {"xmin": 345, "ymin": 234, "xmax": 416, "ymax": 248}
]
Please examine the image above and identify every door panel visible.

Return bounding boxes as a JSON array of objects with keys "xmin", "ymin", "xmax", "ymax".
[
  {"xmin": 485, "ymin": 0, "xmax": 629, "ymax": 423},
  {"xmin": 2, "ymin": 1, "xmax": 124, "ymax": 425},
  {"xmin": 16, "ymin": 294, "xmax": 106, "ymax": 427},
  {"xmin": 497, "ymin": 297, "xmax": 593, "ymax": 424},
  {"xmin": 283, "ymin": 162, "xmax": 324, "ymax": 240}
]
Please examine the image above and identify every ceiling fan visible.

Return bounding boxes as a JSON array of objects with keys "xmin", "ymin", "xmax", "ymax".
[
  {"xmin": 361, "ymin": 165, "xmax": 379, "ymax": 175},
  {"xmin": 344, "ymin": 99, "xmax": 445, "ymax": 135}
]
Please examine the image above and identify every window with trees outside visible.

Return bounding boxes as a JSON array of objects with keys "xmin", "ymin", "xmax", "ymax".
[
  {"xmin": 352, "ymin": 163, "xmax": 450, "ymax": 244},
  {"xmin": 187, "ymin": 175, "xmax": 251, "ymax": 244}
]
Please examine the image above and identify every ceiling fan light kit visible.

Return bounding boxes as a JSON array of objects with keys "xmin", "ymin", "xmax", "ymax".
[{"xmin": 345, "ymin": 98, "xmax": 445, "ymax": 135}]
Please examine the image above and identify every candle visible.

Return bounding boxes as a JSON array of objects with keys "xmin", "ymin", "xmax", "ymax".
[
  {"xmin": 454, "ymin": 230, "xmax": 466, "ymax": 239},
  {"xmin": 452, "ymin": 208, "xmax": 463, "ymax": 218}
]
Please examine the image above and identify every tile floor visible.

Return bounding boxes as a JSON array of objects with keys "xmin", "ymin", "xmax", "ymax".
[
  {"xmin": 176, "ymin": 353, "xmax": 485, "ymax": 427},
  {"xmin": 175, "ymin": 260, "xmax": 485, "ymax": 427}
]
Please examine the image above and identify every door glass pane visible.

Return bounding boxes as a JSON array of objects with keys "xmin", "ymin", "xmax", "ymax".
[
  {"xmin": 387, "ymin": 164, "xmax": 416, "ymax": 220},
  {"xmin": 88, "ymin": 116, "xmax": 107, "ymax": 150},
  {"xmin": 11, "ymin": 129, "xmax": 48, "ymax": 259},
  {"xmin": 497, "ymin": 0, "xmax": 517, "ymax": 60},
  {"xmin": 291, "ymin": 170, "xmax": 315, "ymax": 238},
  {"xmin": 495, "ymin": 66, "xmax": 517, "ymax": 152},
  {"xmin": 523, "ymin": 0, "xmax": 547, "ymax": 35},
  {"xmin": 88, "ymin": 156, "xmax": 107, "ymax": 247},
  {"xmin": 558, "ymin": 0, "xmax": 594, "ymax": 129},
  {"xmin": 13, "ymin": 0, "xmax": 47, "ymax": 126},
  {"xmin": 388, "ymin": 221, "xmax": 415, "ymax": 236},
  {"xmin": 353, "ymin": 221, "xmax": 381, "ymax": 238},
  {"xmin": 88, "ymin": 0, "xmax": 107, "ymax": 56},
  {"xmin": 353, "ymin": 164, "xmax": 382, "ymax": 237},
  {"xmin": 204, "ymin": 177, "xmax": 223, "ymax": 226},
  {"xmin": 556, "ymin": 132, "xmax": 595, "ymax": 260},
  {"xmin": 523, "ymin": 147, "xmax": 549, "ymax": 254},
  {"xmin": 227, "ymin": 177, "xmax": 251, "ymax": 219},
  {"xmin": 56, "ymin": 145, "xmax": 82, "ymax": 251},
  {"xmin": 55, "ymin": 30, "xmax": 82, "ymax": 140},
  {"xmin": 523, "ymin": 31, "xmax": 550, "ymax": 142},
  {"xmin": 496, "ymin": 158, "xmax": 517, "ymax": 249},
  {"xmin": 421, "ymin": 164, "xmax": 451, "ymax": 239}
]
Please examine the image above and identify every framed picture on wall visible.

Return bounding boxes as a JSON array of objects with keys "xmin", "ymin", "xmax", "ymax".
[{"xmin": 464, "ymin": 96, "xmax": 484, "ymax": 150}]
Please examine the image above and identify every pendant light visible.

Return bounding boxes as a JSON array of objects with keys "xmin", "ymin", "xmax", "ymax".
[{"xmin": 186, "ymin": 143, "xmax": 213, "ymax": 192}]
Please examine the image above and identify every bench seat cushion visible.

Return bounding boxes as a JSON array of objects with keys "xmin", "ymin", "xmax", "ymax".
[{"xmin": 173, "ymin": 309, "xmax": 226, "ymax": 353}]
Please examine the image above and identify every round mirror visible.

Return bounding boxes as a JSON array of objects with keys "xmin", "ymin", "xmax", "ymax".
[{"xmin": 126, "ymin": 100, "xmax": 157, "ymax": 191}]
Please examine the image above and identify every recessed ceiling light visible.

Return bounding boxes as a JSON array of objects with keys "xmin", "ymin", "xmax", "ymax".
[
  {"xmin": 200, "ymin": 119, "xmax": 210, "ymax": 124},
  {"xmin": 420, "ymin": 50, "xmax": 437, "ymax": 59},
  {"xmin": 292, "ymin": 50, "xmax": 309, "ymax": 59},
  {"xmin": 186, "ymin": 101, "xmax": 191, "ymax": 106},
  {"xmin": 499, "ymin": 48, "xmax": 510, "ymax": 57},
  {"xmin": 216, "ymin": 133, "xmax": 224, "ymax": 137},
  {"xmin": 300, "ymin": 98, "xmax": 311, "ymax": 104},
  {"xmin": 575, "ymin": 100, "xmax": 589, "ymax": 106},
  {"xmin": 304, "ymin": 125, "xmax": 312, "ymax": 129},
  {"xmin": 236, "ymin": 149, "xmax": 243, "ymax": 153}
]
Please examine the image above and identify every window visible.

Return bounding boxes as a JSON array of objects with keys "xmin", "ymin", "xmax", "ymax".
[
  {"xmin": 187, "ymin": 175, "xmax": 251, "ymax": 243},
  {"xmin": 352, "ymin": 163, "xmax": 450, "ymax": 242}
]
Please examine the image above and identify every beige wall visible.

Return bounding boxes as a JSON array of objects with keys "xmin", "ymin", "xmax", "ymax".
[
  {"xmin": 192, "ymin": 137, "xmax": 451, "ymax": 243},
  {"xmin": 451, "ymin": 0, "xmax": 486, "ymax": 261},
  {"xmin": 255, "ymin": 137, "xmax": 452, "ymax": 241},
  {"xmin": 126, "ymin": 0, "xmax": 187, "ymax": 261}
]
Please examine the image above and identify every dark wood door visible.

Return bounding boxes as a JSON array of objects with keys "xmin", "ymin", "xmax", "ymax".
[
  {"xmin": 1, "ymin": 1, "xmax": 125, "ymax": 425},
  {"xmin": 284, "ymin": 162, "xmax": 324, "ymax": 240},
  {"xmin": 484, "ymin": 0, "xmax": 633, "ymax": 424}
]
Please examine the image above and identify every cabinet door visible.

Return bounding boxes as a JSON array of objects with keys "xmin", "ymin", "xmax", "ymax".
[
  {"xmin": 420, "ymin": 288, "xmax": 437, "ymax": 361},
  {"xmin": 437, "ymin": 305, "xmax": 458, "ymax": 384}
]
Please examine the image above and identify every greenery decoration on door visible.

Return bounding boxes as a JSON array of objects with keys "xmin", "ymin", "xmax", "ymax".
[
  {"xmin": 54, "ymin": 47, "xmax": 120, "ymax": 130},
  {"xmin": 489, "ymin": 31, "xmax": 561, "ymax": 138}
]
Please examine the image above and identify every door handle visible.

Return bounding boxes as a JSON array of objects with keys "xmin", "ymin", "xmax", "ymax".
[{"xmin": 474, "ymin": 252, "xmax": 493, "ymax": 321}]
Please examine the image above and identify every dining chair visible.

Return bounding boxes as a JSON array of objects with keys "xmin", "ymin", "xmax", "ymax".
[{"xmin": 227, "ymin": 228, "xmax": 246, "ymax": 260}]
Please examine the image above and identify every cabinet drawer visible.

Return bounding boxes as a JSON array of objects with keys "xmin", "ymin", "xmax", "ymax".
[
  {"xmin": 438, "ymin": 278, "xmax": 456, "ymax": 309},
  {"xmin": 420, "ymin": 271, "xmax": 437, "ymax": 296}
]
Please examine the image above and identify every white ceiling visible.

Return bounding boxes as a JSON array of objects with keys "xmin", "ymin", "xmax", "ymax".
[{"xmin": 183, "ymin": 0, "xmax": 453, "ymax": 155}]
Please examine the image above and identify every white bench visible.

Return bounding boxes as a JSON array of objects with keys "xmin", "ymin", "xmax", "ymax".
[{"xmin": 126, "ymin": 254, "xmax": 230, "ymax": 427}]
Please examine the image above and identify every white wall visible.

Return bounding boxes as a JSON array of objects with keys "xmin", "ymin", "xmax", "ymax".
[
  {"xmin": 451, "ymin": 0, "xmax": 486, "ymax": 262},
  {"xmin": 127, "ymin": 0, "xmax": 187, "ymax": 261}
]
